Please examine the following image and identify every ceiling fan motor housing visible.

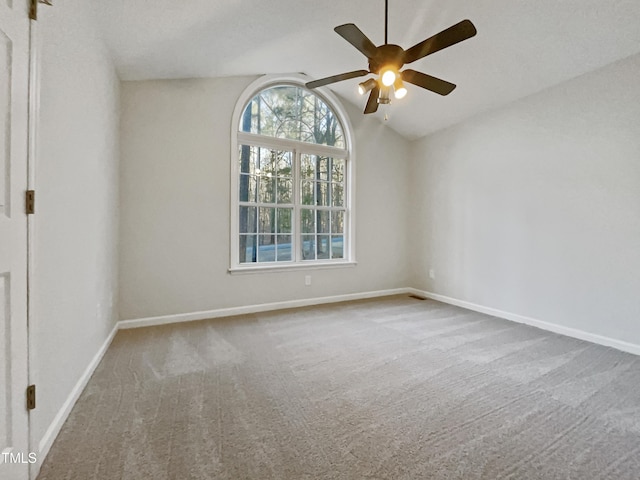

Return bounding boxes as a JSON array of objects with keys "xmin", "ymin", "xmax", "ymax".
[{"xmin": 369, "ymin": 44, "xmax": 405, "ymax": 74}]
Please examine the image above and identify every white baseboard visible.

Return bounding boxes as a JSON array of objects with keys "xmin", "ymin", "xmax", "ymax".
[
  {"xmin": 37, "ymin": 323, "xmax": 119, "ymax": 459},
  {"xmin": 118, "ymin": 288, "xmax": 411, "ymax": 329},
  {"xmin": 409, "ymin": 288, "xmax": 640, "ymax": 357}
]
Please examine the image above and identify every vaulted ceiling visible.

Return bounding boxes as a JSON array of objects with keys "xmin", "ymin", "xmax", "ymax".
[{"xmin": 94, "ymin": 0, "xmax": 640, "ymax": 140}]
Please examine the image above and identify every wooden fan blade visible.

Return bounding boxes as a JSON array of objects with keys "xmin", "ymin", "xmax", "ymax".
[
  {"xmin": 305, "ymin": 70, "xmax": 369, "ymax": 89},
  {"xmin": 402, "ymin": 69, "xmax": 456, "ymax": 96},
  {"xmin": 403, "ymin": 19, "xmax": 477, "ymax": 64},
  {"xmin": 335, "ymin": 23, "xmax": 378, "ymax": 59},
  {"xmin": 364, "ymin": 86, "xmax": 379, "ymax": 114}
]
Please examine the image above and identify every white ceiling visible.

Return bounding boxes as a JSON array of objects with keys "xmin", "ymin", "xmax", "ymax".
[{"xmin": 93, "ymin": 0, "xmax": 640, "ymax": 140}]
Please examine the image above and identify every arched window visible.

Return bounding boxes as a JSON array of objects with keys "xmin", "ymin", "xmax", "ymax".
[{"xmin": 230, "ymin": 77, "xmax": 354, "ymax": 271}]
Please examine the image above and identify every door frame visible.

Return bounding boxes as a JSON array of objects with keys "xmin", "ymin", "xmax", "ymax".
[
  {"xmin": 0, "ymin": 1, "xmax": 33, "ymax": 478},
  {"xmin": 27, "ymin": 5, "xmax": 40, "ymax": 479}
]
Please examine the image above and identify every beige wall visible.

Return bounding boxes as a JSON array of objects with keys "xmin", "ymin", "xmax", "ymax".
[
  {"xmin": 119, "ymin": 77, "xmax": 411, "ymax": 320},
  {"xmin": 409, "ymin": 53, "xmax": 640, "ymax": 345},
  {"xmin": 33, "ymin": 0, "xmax": 120, "ymax": 453}
]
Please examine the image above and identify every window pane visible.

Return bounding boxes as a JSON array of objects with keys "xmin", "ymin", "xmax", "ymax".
[
  {"xmin": 302, "ymin": 235, "xmax": 315, "ymax": 260},
  {"xmin": 317, "ymin": 235, "xmax": 330, "ymax": 259},
  {"xmin": 301, "ymin": 155, "xmax": 315, "ymax": 179},
  {"xmin": 239, "ymin": 235, "xmax": 257, "ymax": 263},
  {"xmin": 301, "ymin": 180, "xmax": 314, "ymax": 205},
  {"xmin": 276, "ymin": 235, "xmax": 292, "ymax": 261},
  {"xmin": 277, "ymin": 178, "xmax": 292, "ymax": 204},
  {"xmin": 258, "ymin": 207, "xmax": 275, "ymax": 234},
  {"xmin": 332, "ymin": 159, "xmax": 345, "ymax": 183},
  {"xmin": 259, "ymin": 149, "xmax": 276, "ymax": 177},
  {"xmin": 332, "ymin": 183, "xmax": 344, "ymax": 207},
  {"xmin": 277, "ymin": 152, "xmax": 292, "ymax": 178},
  {"xmin": 316, "ymin": 156, "xmax": 330, "ymax": 181},
  {"xmin": 258, "ymin": 235, "xmax": 276, "ymax": 262},
  {"xmin": 240, "ymin": 99, "xmax": 257, "ymax": 133},
  {"xmin": 301, "ymin": 209, "xmax": 315, "ymax": 234},
  {"xmin": 277, "ymin": 208, "xmax": 292, "ymax": 234},
  {"xmin": 317, "ymin": 182, "xmax": 330, "ymax": 206},
  {"xmin": 239, "ymin": 174, "xmax": 257, "ymax": 202},
  {"xmin": 238, "ymin": 145, "xmax": 256, "ymax": 174},
  {"xmin": 317, "ymin": 210, "xmax": 330, "ymax": 233},
  {"xmin": 240, "ymin": 86, "xmax": 345, "ymax": 148},
  {"xmin": 331, "ymin": 211, "xmax": 344, "ymax": 233},
  {"xmin": 331, "ymin": 235, "xmax": 344, "ymax": 259},
  {"xmin": 239, "ymin": 206, "xmax": 257, "ymax": 233},
  {"xmin": 259, "ymin": 176, "xmax": 276, "ymax": 204}
]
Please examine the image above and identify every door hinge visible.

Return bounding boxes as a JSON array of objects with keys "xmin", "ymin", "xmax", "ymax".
[
  {"xmin": 26, "ymin": 190, "xmax": 35, "ymax": 215},
  {"xmin": 29, "ymin": 0, "xmax": 53, "ymax": 21},
  {"xmin": 26, "ymin": 385, "xmax": 36, "ymax": 410}
]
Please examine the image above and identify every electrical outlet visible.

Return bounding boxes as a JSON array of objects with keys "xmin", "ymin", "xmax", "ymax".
[
  {"xmin": 429, "ymin": 269, "xmax": 435, "ymax": 279},
  {"xmin": 305, "ymin": 275, "xmax": 312, "ymax": 286}
]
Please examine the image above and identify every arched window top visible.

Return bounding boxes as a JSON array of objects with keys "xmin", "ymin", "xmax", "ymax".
[{"xmin": 240, "ymin": 85, "xmax": 346, "ymax": 149}]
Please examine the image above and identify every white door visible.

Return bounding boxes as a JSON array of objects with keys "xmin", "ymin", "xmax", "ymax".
[{"xmin": 0, "ymin": 0, "xmax": 31, "ymax": 479}]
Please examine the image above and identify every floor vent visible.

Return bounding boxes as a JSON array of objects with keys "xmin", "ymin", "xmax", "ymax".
[{"xmin": 408, "ymin": 294, "xmax": 427, "ymax": 301}]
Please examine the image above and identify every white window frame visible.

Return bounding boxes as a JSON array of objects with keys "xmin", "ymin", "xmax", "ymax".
[{"xmin": 229, "ymin": 74, "xmax": 356, "ymax": 273}]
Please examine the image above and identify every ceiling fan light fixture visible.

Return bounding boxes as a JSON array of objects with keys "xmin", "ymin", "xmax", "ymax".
[
  {"xmin": 358, "ymin": 78, "xmax": 378, "ymax": 95},
  {"xmin": 393, "ymin": 78, "xmax": 407, "ymax": 99},
  {"xmin": 380, "ymin": 67, "xmax": 397, "ymax": 87}
]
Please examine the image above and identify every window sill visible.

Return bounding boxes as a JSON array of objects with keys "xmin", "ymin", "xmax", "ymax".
[{"xmin": 228, "ymin": 261, "xmax": 357, "ymax": 275}]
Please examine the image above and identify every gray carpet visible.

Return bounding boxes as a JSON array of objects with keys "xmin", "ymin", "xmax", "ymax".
[{"xmin": 38, "ymin": 295, "xmax": 640, "ymax": 479}]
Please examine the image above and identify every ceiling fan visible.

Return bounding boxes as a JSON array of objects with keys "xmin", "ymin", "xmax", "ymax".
[{"xmin": 305, "ymin": 0, "xmax": 477, "ymax": 114}]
